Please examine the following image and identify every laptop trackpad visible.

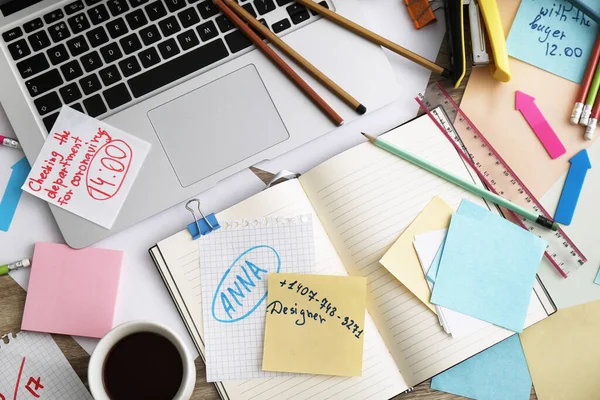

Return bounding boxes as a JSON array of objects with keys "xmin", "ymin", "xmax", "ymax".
[{"xmin": 147, "ymin": 65, "xmax": 289, "ymax": 187}]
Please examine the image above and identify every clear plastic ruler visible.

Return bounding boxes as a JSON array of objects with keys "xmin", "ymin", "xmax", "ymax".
[{"xmin": 416, "ymin": 82, "xmax": 586, "ymax": 278}]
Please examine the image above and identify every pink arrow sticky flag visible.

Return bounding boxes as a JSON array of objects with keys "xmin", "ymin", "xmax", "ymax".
[{"xmin": 515, "ymin": 91, "xmax": 566, "ymax": 159}]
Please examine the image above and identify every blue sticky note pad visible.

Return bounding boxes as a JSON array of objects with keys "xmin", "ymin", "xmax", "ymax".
[
  {"xmin": 430, "ymin": 200, "xmax": 547, "ymax": 332},
  {"xmin": 594, "ymin": 267, "xmax": 600, "ymax": 285},
  {"xmin": 425, "ymin": 237, "xmax": 445, "ymax": 284},
  {"xmin": 506, "ymin": 0, "xmax": 599, "ymax": 83},
  {"xmin": 431, "ymin": 335, "xmax": 532, "ymax": 400},
  {"xmin": 0, "ymin": 157, "xmax": 30, "ymax": 232}
]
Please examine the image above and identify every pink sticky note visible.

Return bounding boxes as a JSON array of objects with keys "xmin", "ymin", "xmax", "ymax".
[{"xmin": 22, "ymin": 242, "xmax": 123, "ymax": 338}]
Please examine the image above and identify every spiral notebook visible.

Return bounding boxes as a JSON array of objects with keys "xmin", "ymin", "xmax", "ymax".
[{"xmin": 149, "ymin": 113, "xmax": 556, "ymax": 400}]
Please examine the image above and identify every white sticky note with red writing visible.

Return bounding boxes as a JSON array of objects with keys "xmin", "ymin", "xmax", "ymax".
[{"xmin": 22, "ymin": 107, "xmax": 150, "ymax": 229}]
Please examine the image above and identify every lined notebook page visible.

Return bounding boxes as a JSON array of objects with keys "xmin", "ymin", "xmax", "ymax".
[
  {"xmin": 156, "ymin": 180, "xmax": 408, "ymax": 400},
  {"xmin": 299, "ymin": 115, "xmax": 549, "ymax": 386}
]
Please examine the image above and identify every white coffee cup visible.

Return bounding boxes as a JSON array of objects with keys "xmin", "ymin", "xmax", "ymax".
[{"xmin": 88, "ymin": 321, "xmax": 196, "ymax": 400}]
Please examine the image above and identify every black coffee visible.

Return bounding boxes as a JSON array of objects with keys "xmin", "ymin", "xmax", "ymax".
[{"xmin": 103, "ymin": 332, "xmax": 184, "ymax": 400}]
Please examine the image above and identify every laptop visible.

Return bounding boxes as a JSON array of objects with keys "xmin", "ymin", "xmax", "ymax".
[{"xmin": 0, "ymin": 0, "xmax": 398, "ymax": 248}]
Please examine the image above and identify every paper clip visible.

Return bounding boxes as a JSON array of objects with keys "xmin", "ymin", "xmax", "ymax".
[{"xmin": 185, "ymin": 199, "xmax": 220, "ymax": 240}]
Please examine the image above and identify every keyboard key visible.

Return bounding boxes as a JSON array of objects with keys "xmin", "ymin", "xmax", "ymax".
[
  {"xmin": 120, "ymin": 33, "xmax": 142, "ymax": 54},
  {"xmin": 43, "ymin": 112, "xmax": 60, "ymax": 132},
  {"xmin": 3, "ymin": 27, "xmax": 23, "ymax": 43},
  {"xmin": 49, "ymin": 22, "xmax": 71, "ymax": 42},
  {"xmin": 43, "ymin": 9, "xmax": 64, "ymax": 24},
  {"xmin": 100, "ymin": 42, "xmax": 123, "ymax": 62},
  {"xmin": 196, "ymin": 1, "xmax": 218, "ymax": 18},
  {"xmin": 69, "ymin": 103, "xmax": 84, "ymax": 112},
  {"xmin": 26, "ymin": 69, "xmax": 63, "ymax": 97},
  {"xmin": 242, "ymin": 3, "xmax": 257, "ymax": 18},
  {"xmin": 34, "ymin": 92, "xmax": 62, "ymax": 115},
  {"xmin": 276, "ymin": 0, "xmax": 293, "ymax": 5},
  {"xmin": 23, "ymin": 18, "xmax": 44, "ymax": 33},
  {"xmin": 86, "ymin": 26, "xmax": 109, "ymax": 47},
  {"xmin": 157, "ymin": 38, "xmax": 179, "ymax": 59},
  {"xmin": 176, "ymin": 29, "xmax": 198, "ymax": 50},
  {"xmin": 88, "ymin": 4, "xmax": 110, "ymax": 25},
  {"xmin": 216, "ymin": 15, "xmax": 234, "ymax": 33},
  {"xmin": 125, "ymin": 9, "xmax": 148, "ymax": 30},
  {"xmin": 66, "ymin": 35, "xmax": 89, "ymax": 56},
  {"xmin": 145, "ymin": 1, "xmax": 167, "ymax": 20},
  {"xmin": 108, "ymin": 0, "xmax": 130, "ymax": 16},
  {"xmin": 165, "ymin": 0, "xmax": 186, "ymax": 12},
  {"xmin": 99, "ymin": 64, "xmax": 122, "ymax": 85},
  {"xmin": 28, "ymin": 31, "xmax": 51, "ymax": 51},
  {"xmin": 68, "ymin": 13, "xmax": 91, "ymax": 34},
  {"xmin": 196, "ymin": 21, "xmax": 217, "ymax": 41},
  {"xmin": 107, "ymin": 18, "xmax": 129, "ymax": 38},
  {"xmin": 158, "ymin": 16, "xmax": 181, "ymax": 36},
  {"xmin": 65, "ymin": 0, "xmax": 85, "ymax": 15},
  {"xmin": 310, "ymin": 1, "xmax": 328, "ymax": 16},
  {"xmin": 177, "ymin": 7, "xmax": 199, "ymax": 28},
  {"xmin": 80, "ymin": 74, "xmax": 102, "ymax": 94},
  {"xmin": 139, "ymin": 25, "xmax": 161, "ymax": 45},
  {"xmin": 59, "ymin": 82, "xmax": 82, "ymax": 103},
  {"xmin": 119, "ymin": 56, "xmax": 141, "ymax": 77},
  {"xmin": 225, "ymin": 30, "xmax": 251, "ymax": 53},
  {"xmin": 47, "ymin": 43, "xmax": 70, "ymax": 65},
  {"xmin": 16, "ymin": 53, "xmax": 49, "ymax": 79},
  {"xmin": 129, "ymin": 0, "xmax": 149, "ymax": 6},
  {"xmin": 103, "ymin": 83, "xmax": 131, "ymax": 109},
  {"xmin": 128, "ymin": 38, "xmax": 228, "ymax": 98},
  {"xmin": 61, "ymin": 60, "xmax": 84, "ymax": 80},
  {"xmin": 81, "ymin": 50, "xmax": 103, "ymax": 72},
  {"xmin": 83, "ymin": 94, "xmax": 107, "ymax": 117},
  {"xmin": 254, "ymin": 0, "xmax": 275, "ymax": 15},
  {"xmin": 287, "ymin": 3, "xmax": 310, "ymax": 24},
  {"xmin": 271, "ymin": 18, "xmax": 290, "ymax": 33},
  {"xmin": 138, "ymin": 47, "xmax": 160, "ymax": 68},
  {"xmin": 8, "ymin": 39, "xmax": 31, "ymax": 61}
]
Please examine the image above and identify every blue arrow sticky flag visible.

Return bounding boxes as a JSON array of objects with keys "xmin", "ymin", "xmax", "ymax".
[
  {"xmin": 0, "ymin": 157, "xmax": 31, "ymax": 232},
  {"xmin": 554, "ymin": 150, "xmax": 592, "ymax": 225}
]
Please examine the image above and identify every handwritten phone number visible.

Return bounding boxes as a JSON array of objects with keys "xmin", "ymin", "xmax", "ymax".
[{"xmin": 278, "ymin": 279, "xmax": 363, "ymax": 339}]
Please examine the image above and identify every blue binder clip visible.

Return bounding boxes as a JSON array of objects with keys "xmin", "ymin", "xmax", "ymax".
[{"xmin": 185, "ymin": 199, "xmax": 220, "ymax": 240}]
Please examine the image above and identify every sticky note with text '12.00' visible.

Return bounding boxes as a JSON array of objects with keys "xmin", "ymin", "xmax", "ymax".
[{"xmin": 263, "ymin": 273, "xmax": 367, "ymax": 377}]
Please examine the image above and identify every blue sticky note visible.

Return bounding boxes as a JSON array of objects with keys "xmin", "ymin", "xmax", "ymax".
[
  {"xmin": 506, "ymin": 0, "xmax": 599, "ymax": 83},
  {"xmin": 425, "ymin": 237, "xmax": 445, "ymax": 284},
  {"xmin": 0, "ymin": 157, "xmax": 30, "ymax": 232},
  {"xmin": 431, "ymin": 335, "xmax": 532, "ymax": 400},
  {"xmin": 430, "ymin": 200, "xmax": 547, "ymax": 332},
  {"xmin": 594, "ymin": 267, "xmax": 600, "ymax": 285}
]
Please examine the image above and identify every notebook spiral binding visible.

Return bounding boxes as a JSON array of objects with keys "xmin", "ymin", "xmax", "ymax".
[{"xmin": 219, "ymin": 215, "xmax": 311, "ymax": 230}]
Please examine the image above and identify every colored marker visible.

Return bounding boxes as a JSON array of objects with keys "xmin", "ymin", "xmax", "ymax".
[
  {"xmin": 571, "ymin": 33, "xmax": 600, "ymax": 124},
  {"xmin": 580, "ymin": 60, "xmax": 600, "ymax": 126},
  {"xmin": 554, "ymin": 150, "xmax": 591, "ymax": 225},
  {"xmin": 515, "ymin": 91, "xmax": 566, "ymax": 159},
  {"xmin": 361, "ymin": 132, "xmax": 559, "ymax": 231},
  {"xmin": 0, "ymin": 135, "xmax": 20, "ymax": 150},
  {"xmin": 0, "ymin": 258, "xmax": 31, "ymax": 275}
]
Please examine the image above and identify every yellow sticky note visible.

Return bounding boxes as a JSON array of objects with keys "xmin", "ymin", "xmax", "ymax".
[
  {"xmin": 520, "ymin": 300, "xmax": 600, "ymax": 400},
  {"xmin": 379, "ymin": 196, "xmax": 454, "ymax": 312},
  {"xmin": 263, "ymin": 273, "xmax": 367, "ymax": 377}
]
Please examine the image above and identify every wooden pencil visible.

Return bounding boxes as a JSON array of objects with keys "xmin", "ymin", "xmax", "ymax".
[
  {"xmin": 222, "ymin": 0, "xmax": 366, "ymax": 115},
  {"xmin": 571, "ymin": 32, "xmax": 600, "ymax": 124},
  {"xmin": 296, "ymin": 0, "xmax": 451, "ymax": 78},
  {"xmin": 214, "ymin": 0, "xmax": 344, "ymax": 126}
]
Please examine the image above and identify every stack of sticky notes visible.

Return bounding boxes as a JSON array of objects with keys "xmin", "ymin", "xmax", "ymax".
[
  {"xmin": 424, "ymin": 200, "xmax": 547, "ymax": 333},
  {"xmin": 21, "ymin": 242, "xmax": 123, "ymax": 338}
]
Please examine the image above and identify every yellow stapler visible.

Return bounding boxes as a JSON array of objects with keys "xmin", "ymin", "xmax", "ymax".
[{"xmin": 445, "ymin": 0, "xmax": 511, "ymax": 88}]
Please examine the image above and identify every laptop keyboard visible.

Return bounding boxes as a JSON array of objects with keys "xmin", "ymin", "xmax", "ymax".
[{"xmin": 2, "ymin": 0, "xmax": 332, "ymax": 132}]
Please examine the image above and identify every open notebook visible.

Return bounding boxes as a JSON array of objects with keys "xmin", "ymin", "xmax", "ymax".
[{"xmin": 149, "ymin": 113, "xmax": 556, "ymax": 400}]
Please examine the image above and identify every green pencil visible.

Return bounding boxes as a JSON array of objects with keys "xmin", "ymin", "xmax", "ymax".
[
  {"xmin": 580, "ymin": 59, "xmax": 600, "ymax": 126},
  {"xmin": 362, "ymin": 132, "xmax": 559, "ymax": 231}
]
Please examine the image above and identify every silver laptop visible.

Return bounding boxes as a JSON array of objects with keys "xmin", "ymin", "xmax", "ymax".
[{"xmin": 0, "ymin": 0, "xmax": 398, "ymax": 248}]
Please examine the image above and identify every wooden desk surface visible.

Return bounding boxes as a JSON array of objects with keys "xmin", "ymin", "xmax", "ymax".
[{"xmin": 0, "ymin": 35, "xmax": 538, "ymax": 400}]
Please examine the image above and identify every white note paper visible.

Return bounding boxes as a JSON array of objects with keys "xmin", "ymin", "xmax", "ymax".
[
  {"xmin": 22, "ymin": 106, "xmax": 150, "ymax": 229},
  {"xmin": 414, "ymin": 230, "xmax": 490, "ymax": 339},
  {"xmin": 199, "ymin": 215, "xmax": 316, "ymax": 382},
  {"xmin": 0, "ymin": 331, "xmax": 92, "ymax": 399}
]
